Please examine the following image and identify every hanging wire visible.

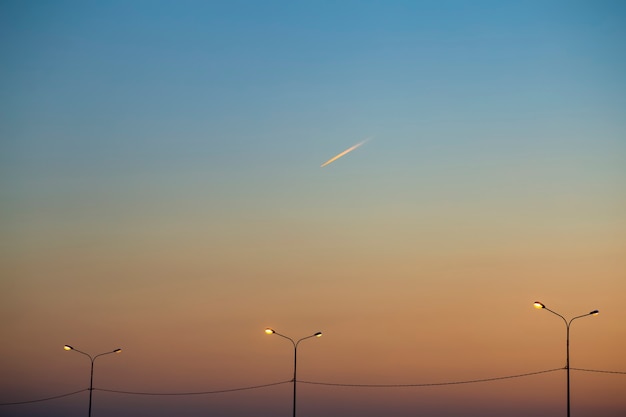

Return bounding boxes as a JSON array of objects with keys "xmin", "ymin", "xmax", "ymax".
[
  {"xmin": 299, "ymin": 367, "xmax": 564, "ymax": 387},
  {"xmin": 0, "ymin": 388, "xmax": 88, "ymax": 405},
  {"xmin": 571, "ymin": 367, "xmax": 626, "ymax": 375},
  {"xmin": 2, "ymin": 367, "xmax": 624, "ymax": 405},
  {"xmin": 94, "ymin": 380, "xmax": 291, "ymax": 396}
]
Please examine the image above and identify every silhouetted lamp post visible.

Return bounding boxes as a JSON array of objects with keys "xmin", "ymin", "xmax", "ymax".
[
  {"xmin": 533, "ymin": 302, "xmax": 598, "ymax": 417},
  {"xmin": 64, "ymin": 345, "xmax": 122, "ymax": 417},
  {"xmin": 265, "ymin": 328, "xmax": 322, "ymax": 417}
]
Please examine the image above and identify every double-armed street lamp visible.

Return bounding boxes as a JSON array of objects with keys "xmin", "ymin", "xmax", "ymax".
[
  {"xmin": 533, "ymin": 302, "xmax": 598, "ymax": 417},
  {"xmin": 64, "ymin": 345, "xmax": 122, "ymax": 417},
  {"xmin": 265, "ymin": 328, "xmax": 322, "ymax": 417}
]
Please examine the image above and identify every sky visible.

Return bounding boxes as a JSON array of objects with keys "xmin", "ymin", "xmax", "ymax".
[{"xmin": 1, "ymin": 0, "xmax": 625, "ymax": 416}]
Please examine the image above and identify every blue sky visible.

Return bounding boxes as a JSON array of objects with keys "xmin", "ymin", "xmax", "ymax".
[
  {"xmin": 3, "ymin": 1, "xmax": 624, "ymax": 181},
  {"xmin": 2, "ymin": 0, "xmax": 624, "ymax": 256}
]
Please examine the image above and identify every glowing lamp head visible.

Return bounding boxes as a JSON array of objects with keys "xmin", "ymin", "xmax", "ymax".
[
  {"xmin": 314, "ymin": 332, "xmax": 322, "ymax": 338},
  {"xmin": 265, "ymin": 328, "xmax": 275, "ymax": 335},
  {"xmin": 533, "ymin": 302, "xmax": 545, "ymax": 309},
  {"xmin": 590, "ymin": 310, "xmax": 599, "ymax": 316},
  {"xmin": 63, "ymin": 345, "xmax": 73, "ymax": 351},
  {"xmin": 113, "ymin": 348, "xmax": 122, "ymax": 353}
]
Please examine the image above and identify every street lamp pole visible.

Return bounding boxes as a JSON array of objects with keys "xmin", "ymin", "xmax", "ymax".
[
  {"xmin": 64, "ymin": 345, "xmax": 122, "ymax": 417},
  {"xmin": 265, "ymin": 328, "xmax": 322, "ymax": 417},
  {"xmin": 533, "ymin": 302, "xmax": 598, "ymax": 417}
]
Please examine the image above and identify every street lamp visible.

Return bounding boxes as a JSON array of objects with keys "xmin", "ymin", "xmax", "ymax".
[
  {"xmin": 265, "ymin": 328, "xmax": 322, "ymax": 417},
  {"xmin": 533, "ymin": 302, "xmax": 598, "ymax": 417},
  {"xmin": 64, "ymin": 345, "xmax": 122, "ymax": 417}
]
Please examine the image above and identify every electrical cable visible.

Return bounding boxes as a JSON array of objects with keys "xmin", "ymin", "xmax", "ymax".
[
  {"xmin": 571, "ymin": 367, "xmax": 626, "ymax": 375},
  {"xmin": 0, "ymin": 388, "xmax": 88, "ymax": 405},
  {"xmin": 93, "ymin": 380, "xmax": 291, "ymax": 396},
  {"xmin": 299, "ymin": 367, "xmax": 564, "ymax": 387},
  {"xmin": 3, "ymin": 367, "xmax": 624, "ymax": 405}
]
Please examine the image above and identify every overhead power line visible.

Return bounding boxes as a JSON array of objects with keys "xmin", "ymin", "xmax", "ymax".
[
  {"xmin": 2, "ymin": 367, "xmax": 624, "ymax": 406},
  {"xmin": 94, "ymin": 380, "xmax": 291, "ymax": 396},
  {"xmin": 300, "ymin": 368, "xmax": 563, "ymax": 387},
  {"xmin": 571, "ymin": 368, "xmax": 626, "ymax": 375},
  {"xmin": 0, "ymin": 389, "xmax": 88, "ymax": 406}
]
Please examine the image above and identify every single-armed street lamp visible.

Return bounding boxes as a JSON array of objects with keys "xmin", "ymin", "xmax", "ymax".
[
  {"xmin": 64, "ymin": 345, "xmax": 122, "ymax": 417},
  {"xmin": 533, "ymin": 302, "xmax": 598, "ymax": 417},
  {"xmin": 265, "ymin": 328, "xmax": 322, "ymax": 417}
]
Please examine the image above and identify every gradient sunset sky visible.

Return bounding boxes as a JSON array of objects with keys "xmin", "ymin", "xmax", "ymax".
[{"xmin": 1, "ymin": 1, "xmax": 625, "ymax": 416}]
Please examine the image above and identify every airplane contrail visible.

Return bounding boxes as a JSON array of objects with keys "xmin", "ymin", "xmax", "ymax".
[{"xmin": 320, "ymin": 138, "xmax": 370, "ymax": 167}]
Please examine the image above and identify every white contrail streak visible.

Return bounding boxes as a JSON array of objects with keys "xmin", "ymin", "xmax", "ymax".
[{"xmin": 320, "ymin": 138, "xmax": 370, "ymax": 167}]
